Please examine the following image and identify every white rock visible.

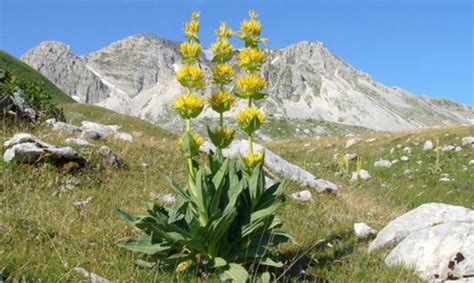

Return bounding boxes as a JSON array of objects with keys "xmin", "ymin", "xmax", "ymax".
[
  {"xmin": 3, "ymin": 133, "xmax": 85, "ymax": 165},
  {"xmin": 404, "ymin": 169, "xmax": 412, "ymax": 176},
  {"xmin": 455, "ymin": 146, "xmax": 463, "ymax": 152},
  {"xmin": 369, "ymin": 203, "xmax": 474, "ymax": 253},
  {"xmin": 374, "ymin": 159, "xmax": 392, "ymax": 168},
  {"xmin": 113, "ymin": 132, "xmax": 133, "ymax": 142},
  {"xmin": 391, "ymin": 159, "xmax": 399, "ymax": 164},
  {"xmin": 73, "ymin": 196, "xmax": 94, "ymax": 209},
  {"xmin": 423, "ymin": 140, "xmax": 434, "ymax": 151},
  {"xmin": 439, "ymin": 177, "xmax": 451, "ymax": 182},
  {"xmin": 81, "ymin": 121, "xmax": 120, "ymax": 136},
  {"xmin": 150, "ymin": 192, "xmax": 176, "ymax": 205},
  {"xmin": 345, "ymin": 138, "xmax": 358, "ymax": 149},
  {"xmin": 65, "ymin": 138, "xmax": 92, "ymax": 147},
  {"xmin": 350, "ymin": 169, "xmax": 371, "ymax": 181},
  {"xmin": 354, "ymin": 223, "xmax": 378, "ymax": 238},
  {"xmin": 73, "ymin": 267, "xmax": 110, "ymax": 283},
  {"xmin": 403, "ymin": 146, "xmax": 412, "ymax": 154},
  {"xmin": 441, "ymin": 145, "xmax": 456, "ymax": 152},
  {"xmin": 396, "ymin": 144, "xmax": 403, "ymax": 149},
  {"xmin": 201, "ymin": 140, "xmax": 338, "ymax": 193},
  {"xmin": 462, "ymin": 136, "xmax": 474, "ymax": 146},
  {"xmin": 400, "ymin": 156, "xmax": 409, "ymax": 161},
  {"xmin": 345, "ymin": 153, "xmax": 358, "ymax": 161},
  {"xmin": 52, "ymin": 121, "xmax": 82, "ymax": 135},
  {"xmin": 290, "ymin": 190, "xmax": 312, "ymax": 202},
  {"xmin": 469, "ymin": 160, "xmax": 474, "ymax": 166},
  {"xmin": 366, "ymin": 138, "xmax": 376, "ymax": 143},
  {"xmin": 389, "ymin": 148, "xmax": 395, "ymax": 155},
  {"xmin": 385, "ymin": 222, "xmax": 474, "ymax": 281}
]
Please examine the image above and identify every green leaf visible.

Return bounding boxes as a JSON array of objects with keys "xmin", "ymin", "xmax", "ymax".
[
  {"xmin": 259, "ymin": 257, "xmax": 283, "ymax": 268},
  {"xmin": 115, "ymin": 208, "xmax": 141, "ymax": 225},
  {"xmin": 261, "ymin": 271, "xmax": 271, "ymax": 283},
  {"xmin": 118, "ymin": 234, "xmax": 170, "ymax": 255},
  {"xmin": 220, "ymin": 263, "xmax": 249, "ymax": 283}
]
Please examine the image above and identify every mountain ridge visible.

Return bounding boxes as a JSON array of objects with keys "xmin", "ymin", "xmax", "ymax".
[{"xmin": 20, "ymin": 33, "xmax": 474, "ymax": 137}]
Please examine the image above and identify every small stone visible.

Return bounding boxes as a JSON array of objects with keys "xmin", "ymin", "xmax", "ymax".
[
  {"xmin": 73, "ymin": 267, "xmax": 110, "ymax": 283},
  {"xmin": 400, "ymin": 156, "xmax": 409, "ymax": 161},
  {"xmin": 290, "ymin": 190, "xmax": 312, "ymax": 202},
  {"xmin": 345, "ymin": 138, "xmax": 358, "ymax": 149},
  {"xmin": 469, "ymin": 160, "xmax": 474, "ymax": 166},
  {"xmin": 73, "ymin": 196, "xmax": 94, "ymax": 209},
  {"xmin": 461, "ymin": 136, "xmax": 474, "ymax": 146},
  {"xmin": 65, "ymin": 138, "xmax": 92, "ymax": 147},
  {"xmin": 439, "ymin": 177, "xmax": 451, "ymax": 182},
  {"xmin": 346, "ymin": 153, "xmax": 358, "ymax": 161},
  {"xmin": 389, "ymin": 148, "xmax": 395, "ymax": 155},
  {"xmin": 391, "ymin": 159, "xmax": 399, "ymax": 165},
  {"xmin": 354, "ymin": 222, "xmax": 377, "ymax": 238},
  {"xmin": 403, "ymin": 169, "xmax": 412, "ymax": 176},
  {"xmin": 150, "ymin": 192, "xmax": 176, "ymax": 205},
  {"xmin": 374, "ymin": 159, "xmax": 392, "ymax": 168},
  {"xmin": 396, "ymin": 144, "xmax": 403, "ymax": 149},
  {"xmin": 81, "ymin": 130, "xmax": 102, "ymax": 140},
  {"xmin": 113, "ymin": 132, "xmax": 133, "ymax": 142},
  {"xmin": 403, "ymin": 147, "xmax": 412, "ymax": 154},
  {"xmin": 441, "ymin": 145, "xmax": 455, "ymax": 152},
  {"xmin": 132, "ymin": 131, "xmax": 144, "ymax": 138},
  {"xmin": 351, "ymin": 170, "xmax": 371, "ymax": 181},
  {"xmin": 455, "ymin": 146, "xmax": 462, "ymax": 152},
  {"xmin": 366, "ymin": 138, "xmax": 376, "ymax": 143}
]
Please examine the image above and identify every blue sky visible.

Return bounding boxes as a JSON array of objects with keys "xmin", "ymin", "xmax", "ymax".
[{"xmin": 0, "ymin": 0, "xmax": 472, "ymax": 105}]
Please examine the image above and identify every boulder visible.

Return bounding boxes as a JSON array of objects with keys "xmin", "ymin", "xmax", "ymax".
[
  {"xmin": 290, "ymin": 190, "xmax": 312, "ymax": 202},
  {"xmin": 3, "ymin": 133, "xmax": 85, "ymax": 166},
  {"xmin": 423, "ymin": 140, "xmax": 434, "ymax": 151},
  {"xmin": 369, "ymin": 203, "xmax": 474, "ymax": 253},
  {"xmin": 81, "ymin": 130, "xmax": 103, "ymax": 140},
  {"xmin": 385, "ymin": 222, "xmax": 474, "ymax": 281},
  {"xmin": 350, "ymin": 169, "xmax": 371, "ymax": 181},
  {"xmin": 52, "ymin": 121, "xmax": 82, "ymax": 135},
  {"xmin": 442, "ymin": 145, "xmax": 456, "ymax": 152},
  {"xmin": 374, "ymin": 159, "xmax": 392, "ymax": 168},
  {"xmin": 73, "ymin": 267, "xmax": 109, "ymax": 283},
  {"xmin": 201, "ymin": 140, "xmax": 337, "ymax": 193},
  {"xmin": 354, "ymin": 223, "xmax": 377, "ymax": 238},
  {"xmin": 98, "ymin": 146, "xmax": 125, "ymax": 168}
]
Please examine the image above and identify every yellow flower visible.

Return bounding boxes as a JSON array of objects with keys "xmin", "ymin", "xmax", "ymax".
[
  {"xmin": 236, "ymin": 74, "xmax": 266, "ymax": 99},
  {"xmin": 238, "ymin": 48, "xmax": 266, "ymax": 72},
  {"xmin": 175, "ymin": 260, "xmax": 193, "ymax": 273},
  {"xmin": 216, "ymin": 21, "xmax": 234, "ymax": 39},
  {"xmin": 208, "ymin": 90, "xmax": 235, "ymax": 113},
  {"xmin": 173, "ymin": 93, "xmax": 204, "ymax": 119},
  {"xmin": 178, "ymin": 133, "xmax": 204, "ymax": 147},
  {"xmin": 239, "ymin": 10, "xmax": 264, "ymax": 47},
  {"xmin": 237, "ymin": 107, "xmax": 265, "ymax": 134},
  {"xmin": 208, "ymin": 127, "xmax": 235, "ymax": 148},
  {"xmin": 176, "ymin": 65, "xmax": 204, "ymax": 89},
  {"xmin": 210, "ymin": 39, "xmax": 234, "ymax": 62},
  {"xmin": 211, "ymin": 64, "xmax": 234, "ymax": 85},
  {"xmin": 179, "ymin": 42, "xmax": 201, "ymax": 63},
  {"xmin": 184, "ymin": 12, "xmax": 200, "ymax": 41},
  {"xmin": 243, "ymin": 151, "xmax": 264, "ymax": 169}
]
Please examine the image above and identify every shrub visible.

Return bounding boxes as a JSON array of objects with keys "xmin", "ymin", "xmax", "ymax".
[{"xmin": 117, "ymin": 11, "xmax": 291, "ymax": 282}]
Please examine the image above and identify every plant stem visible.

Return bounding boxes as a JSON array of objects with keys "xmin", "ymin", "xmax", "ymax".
[
  {"xmin": 219, "ymin": 112, "xmax": 224, "ymax": 129},
  {"xmin": 248, "ymin": 98, "xmax": 252, "ymax": 108},
  {"xmin": 186, "ymin": 118, "xmax": 195, "ymax": 179},
  {"xmin": 248, "ymin": 133, "xmax": 254, "ymax": 157}
]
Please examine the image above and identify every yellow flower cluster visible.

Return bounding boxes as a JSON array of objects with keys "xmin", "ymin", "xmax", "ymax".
[
  {"xmin": 239, "ymin": 10, "xmax": 267, "ymax": 47},
  {"xmin": 173, "ymin": 93, "xmax": 204, "ymax": 119},
  {"xmin": 236, "ymin": 74, "xmax": 266, "ymax": 97},
  {"xmin": 179, "ymin": 42, "xmax": 201, "ymax": 63},
  {"xmin": 243, "ymin": 151, "xmax": 264, "ymax": 169},
  {"xmin": 208, "ymin": 90, "xmax": 235, "ymax": 113},
  {"xmin": 211, "ymin": 63, "xmax": 234, "ymax": 85},
  {"xmin": 237, "ymin": 107, "xmax": 265, "ymax": 133},
  {"xmin": 210, "ymin": 39, "xmax": 234, "ymax": 61},
  {"xmin": 175, "ymin": 260, "xmax": 193, "ymax": 273},
  {"xmin": 209, "ymin": 127, "xmax": 235, "ymax": 148},
  {"xmin": 216, "ymin": 21, "xmax": 234, "ymax": 39},
  {"xmin": 238, "ymin": 48, "xmax": 266, "ymax": 72},
  {"xmin": 184, "ymin": 12, "xmax": 200, "ymax": 41},
  {"xmin": 176, "ymin": 65, "xmax": 204, "ymax": 89}
]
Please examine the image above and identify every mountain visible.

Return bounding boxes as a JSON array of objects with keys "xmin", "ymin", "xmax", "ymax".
[
  {"xmin": 20, "ymin": 33, "xmax": 474, "ymax": 136},
  {"xmin": 0, "ymin": 50, "xmax": 75, "ymax": 104}
]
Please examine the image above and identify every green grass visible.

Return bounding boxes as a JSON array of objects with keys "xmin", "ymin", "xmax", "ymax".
[
  {"xmin": 1, "ymin": 103, "xmax": 472, "ymax": 281},
  {"xmin": 0, "ymin": 50, "xmax": 75, "ymax": 105}
]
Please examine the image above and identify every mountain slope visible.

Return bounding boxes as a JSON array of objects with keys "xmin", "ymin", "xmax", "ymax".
[
  {"xmin": 20, "ymin": 34, "xmax": 474, "ymax": 135},
  {"xmin": 0, "ymin": 50, "xmax": 75, "ymax": 104}
]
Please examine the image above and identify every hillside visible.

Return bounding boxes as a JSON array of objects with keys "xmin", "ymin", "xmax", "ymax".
[
  {"xmin": 21, "ymin": 34, "xmax": 474, "ymax": 138},
  {"xmin": 1, "ymin": 102, "xmax": 472, "ymax": 281},
  {"xmin": 0, "ymin": 50, "xmax": 75, "ymax": 105}
]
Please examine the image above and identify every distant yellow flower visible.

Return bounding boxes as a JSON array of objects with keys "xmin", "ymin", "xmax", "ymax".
[
  {"xmin": 211, "ymin": 64, "xmax": 234, "ymax": 85},
  {"xmin": 179, "ymin": 42, "xmax": 201, "ymax": 63},
  {"xmin": 237, "ymin": 107, "xmax": 265, "ymax": 133},
  {"xmin": 208, "ymin": 90, "xmax": 235, "ymax": 113},
  {"xmin": 184, "ymin": 12, "xmax": 200, "ymax": 41},
  {"xmin": 238, "ymin": 48, "xmax": 266, "ymax": 71},
  {"xmin": 243, "ymin": 151, "xmax": 264, "ymax": 169},
  {"xmin": 216, "ymin": 21, "xmax": 234, "ymax": 39},
  {"xmin": 173, "ymin": 93, "xmax": 204, "ymax": 119},
  {"xmin": 176, "ymin": 65, "xmax": 204, "ymax": 89},
  {"xmin": 210, "ymin": 39, "xmax": 234, "ymax": 62},
  {"xmin": 175, "ymin": 260, "xmax": 193, "ymax": 273},
  {"xmin": 208, "ymin": 127, "xmax": 235, "ymax": 148},
  {"xmin": 236, "ymin": 74, "xmax": 266, "ymax": 98},
  {"xmin": 178, "ymin": 133, "xmax": 204, "ymax": 147}
]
